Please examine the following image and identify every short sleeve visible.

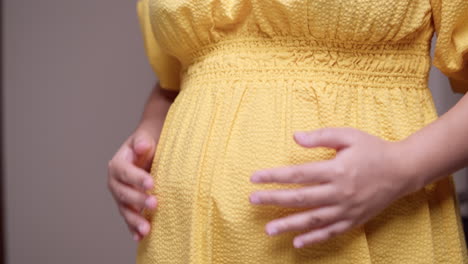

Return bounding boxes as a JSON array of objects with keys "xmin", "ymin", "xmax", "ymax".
[
  {"xmin": 137, "ymin": 0, "xmax": 182, "ymax": 91},
  {"xmin": 431, "ymin": 0, "xmax": 468, "ymax": 93}
]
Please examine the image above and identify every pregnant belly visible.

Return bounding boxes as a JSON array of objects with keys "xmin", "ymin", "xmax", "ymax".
[{"xmin": 139, "ymin": 79, "xmax": 437, "ymax": 263}]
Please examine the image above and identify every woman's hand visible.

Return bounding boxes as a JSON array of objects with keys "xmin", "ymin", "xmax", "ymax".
[
  {"xmin": 107, "ymin": 129, "xmax": 158, "ymax": 241},
  {"xmin": 249, "ymin": 128, "xmax": 421, "ymax": 248}
]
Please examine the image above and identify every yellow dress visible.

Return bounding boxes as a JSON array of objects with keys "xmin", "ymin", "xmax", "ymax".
[{"xmin": 136, "ymin": 0, "xmax": 468, "ymax": 263}]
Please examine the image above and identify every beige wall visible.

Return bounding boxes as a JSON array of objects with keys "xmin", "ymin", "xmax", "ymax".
[{"xmin": 2, "ymin": 1, "xmax": 466, "ymax": 263}]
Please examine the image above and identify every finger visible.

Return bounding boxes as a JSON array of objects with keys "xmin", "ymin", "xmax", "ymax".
[
  {"xmin": 250, "ymin": 185, "xmax": 336, "ymax": 208},
  {"xmin": 128, "ymin": 224, "xmax": 143, "ymax": 241},
  {"xmin": 133, "ymin": 233, "xmax": 143, "ymax": 242},
  {"xmin": 124, "ymin": 218, "xmax": 143, "ymax": 242},
  {"xmin": 118, "ymin": 202, "xmax": 146, "ymax": 241},
  {"xmin": 109, "ymin": 178, "xmax": 157, "ymax": 211},
  {"xmin": 264, "ymin": 206, "xmax": 342, "ymax": 236},
  {"xmin": 111, "ymin": 161, "xmax": 154, "ymax": 191},
  {"xmin": 131, "ymin": 131, "xmax": 156, "ymax": 170},
  {"xmin": 294, "ymin": 128, "xmax": 360, "ymax": 150},
  {"xmin": 119, "ymin": 204, "xmax": 152, "ymax": 237},
  {"xmin": 293, "ymin": 220, "xmax": 352, "ymax": 248},
  {"xmin": 250, "ymin": 162, "xmax": 332, "ymax": 184}
]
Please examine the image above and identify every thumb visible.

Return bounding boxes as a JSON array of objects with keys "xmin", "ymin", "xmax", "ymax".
[
  {"xmin": 293, "ymin": 128, "xmax": 358, "ymax": 150},
  {"xmin": 131, "ymin": 130, "xmax": 156, "ymax": 170}
]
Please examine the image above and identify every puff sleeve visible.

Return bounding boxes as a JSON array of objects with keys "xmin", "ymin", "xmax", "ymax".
[
  {"xmin": 137, "ymin": 0, "xmax": 182, "ymax": 91},
  {"xmin": 431, "ymin": 0, "xmax": 468, "ymax": 93}
]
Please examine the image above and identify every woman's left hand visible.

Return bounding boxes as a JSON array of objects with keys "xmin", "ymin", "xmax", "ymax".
[{"xmin": 249, "ymin": 127, "xmax": 422, "ymax": 248}]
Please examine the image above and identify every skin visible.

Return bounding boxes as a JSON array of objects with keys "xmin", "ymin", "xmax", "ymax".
[
  {"xmin": 249, "ymin": 92, "xmax": 468, "ymax": 248},
  {"xmin": 108, "ymin": 80, "xmax": 468, "ymax": 248},
  {"xmin": 107, "ymin": 82, "xmax": 178, "ymax": 241}
]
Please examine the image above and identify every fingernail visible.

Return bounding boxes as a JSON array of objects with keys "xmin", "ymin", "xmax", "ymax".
[
  {"xmin": 266, "ymin": 225, "xmax": 278, "ymax": 236},
  {"xmin": 138, "ymin": 223, "xmax": 149, "ymax": 234},
  {"xmin": 250, "ymin": 194, "xmax": 260, "ymax": 204},
  {"xmin": 251, "ymin": 175, "xmax": 260, "ymax": 183},
  {"xmin": 294, "ymin": 239, "xmax": 304, "ymax": 248},
  {"xmin": 143, "ymin": 178, "xmax": 153, "ymax": 189},
  {"xmin": 294, "ymin": 131, "xmax": 307, "ymax": 141},
  {"xmin": 251, "ymin": 171, "xmax": 265, "ymax": 183},
  {"xmin": 145, "ymin": 196, "xmax": 157, "ymax": 208}
]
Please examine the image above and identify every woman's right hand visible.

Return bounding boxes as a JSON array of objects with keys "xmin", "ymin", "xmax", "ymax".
[{"xmin": 107, "ymin": 128, "xmax": 158, "ymax": 241}]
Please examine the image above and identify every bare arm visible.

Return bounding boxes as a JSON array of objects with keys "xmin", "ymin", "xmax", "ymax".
[
  {"xmin": 107, "ymin": 81, "xmax": 179, "ymax": 241},
  {"xmin": 400, "ymin": 92, "xmax": 468, "ymax": 190},
  {"xmin": 137, "ymin": 82, "xmax": 178, "ymax": 143}
]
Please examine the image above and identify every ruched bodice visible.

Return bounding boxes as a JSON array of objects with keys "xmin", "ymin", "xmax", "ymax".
[
  {"xmin": 141, "ymin": 0, "xmax": 467, "ymax": 93},
  {"xmin": 183, "ymin": 38, "xmax": 431, "ymax": 91},
  {"xmin": 136, "ymin": 0, "xmax": 468, "ymax": 263}
]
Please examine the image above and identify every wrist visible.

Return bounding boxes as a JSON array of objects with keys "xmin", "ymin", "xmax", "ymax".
[
  {"xmin": 388, "ymin": 139, "xmax": 427, "ymax": 196},
  {"xmin": 135, "ymin": 119, "xmax": 161, "ymax": 140},
  {"xmin": 137, "ymin": 117, "xmax": 158, "ymax": 130}
]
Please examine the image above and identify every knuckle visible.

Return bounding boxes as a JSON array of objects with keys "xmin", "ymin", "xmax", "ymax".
[
  {"xmin": 139, "ymin": 176, "xmax": 146, "ymax": 188},
  {"xmin": 333, "ymin": 164, "xmax": 346, "ymax": 177},
  {"xmin": 120, "ymin": 167, "xmax": 129, "ymax": 182},
  {"xmin": 293, "ymin": 191, "xmax": 306, "ymax": 205},
  {"xmin": 117, "ymin": 190, "xmax": 126, "ymax": 203},
  {"xmin": 340, "ymin": 186, "xmax": 356, "ymax": 200},
  {"xmin": 306, "ymin": 217, "xmax": 323, "ymax": 228},
  {"xmin": 290, "ymin": 169, "xmax": 305, "ymax": 183},
  {"xmin": 316, "ymin": 129, "xmax": 329, "ymax": 141}
]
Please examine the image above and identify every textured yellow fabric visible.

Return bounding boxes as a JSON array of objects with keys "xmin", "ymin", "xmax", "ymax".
[
  {"xmin": 431, "ymin": 0, "xmax": 468, "ymax": 93},
  {"xmin": 136, "ymin": 0, "xmax": 468, "ymax": 263},
  {"xmin": 137, "ymin": 1, "xmax": 181, "ymax": 91}
]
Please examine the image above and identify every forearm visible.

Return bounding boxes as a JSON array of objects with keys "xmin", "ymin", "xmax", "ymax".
[
  {"xmin": 136, "ymin": 81, "xmax": 178, "ymax": 142},
  {"xmin": 399, "ymin": 93, "xmax": 468, "ymax": 191}
]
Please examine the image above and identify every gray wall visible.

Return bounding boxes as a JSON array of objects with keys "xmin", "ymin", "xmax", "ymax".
[
  {"xmin": 3, "ymin": 0, "xmax": 155, "ymax": 263},
  {"xmin": 2, "ymin": 1, "xmax": 467, "ymax": 263}
]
